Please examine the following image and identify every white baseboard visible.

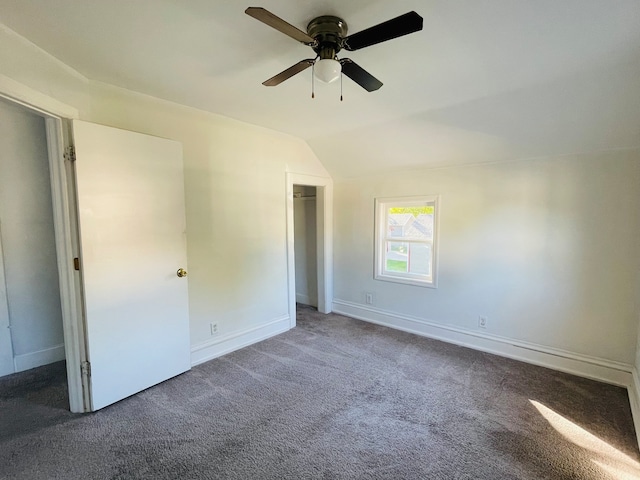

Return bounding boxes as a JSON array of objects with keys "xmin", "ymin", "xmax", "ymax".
[
  {"xmin": 332, "ymin": 299, "xmax": 632, "ymax": 387},
  {"xmin": 191, "ymin": 315, "xmax": 291, "ymax": 367},
  {"xmin": 629, "ymin": 369, "xmax": 640, "ymax": 452},
  {"xmin": 14, "ymin": 343, "xmax": 65, "ymax": 373},
  {"xmin": 295, "ymin": 293, "xmax": 317, "ymax": 307},
  {"xmin": 296, "ymin": 293, "xmax": 311, "ymax": 305}
]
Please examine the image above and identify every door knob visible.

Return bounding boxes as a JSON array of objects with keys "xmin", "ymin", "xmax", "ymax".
[{"xmin": 177, "ymin": 268, "xmax": 188, "ymax": 278}]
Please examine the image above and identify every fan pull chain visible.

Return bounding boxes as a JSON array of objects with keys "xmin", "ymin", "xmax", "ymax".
[
  {"xmin": 340, "ymin": 73, "xmax": 343, "ymax": 102},
  {"xmin": 311, "ymin": 62, "xmax": 315, "ymax": 99}
]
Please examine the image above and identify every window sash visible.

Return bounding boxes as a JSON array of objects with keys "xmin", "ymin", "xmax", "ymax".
[
  {"xmin": 382, "ymin": 241, "xmax": 433, "ymax": 278},
  {"xmin": 374, "ymin": 195, "xmax": 439, "ymax": 288}
]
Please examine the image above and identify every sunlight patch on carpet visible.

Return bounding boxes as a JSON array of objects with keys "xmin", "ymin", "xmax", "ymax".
[{"xmin": 530, "ymin": 399, "xmax": 640, "ymax": 479}]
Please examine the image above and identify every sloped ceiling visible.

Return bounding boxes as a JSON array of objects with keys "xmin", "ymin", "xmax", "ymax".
[{"xmin": 1, "ymin": 0, "xmax": 639, "ymax": 178}]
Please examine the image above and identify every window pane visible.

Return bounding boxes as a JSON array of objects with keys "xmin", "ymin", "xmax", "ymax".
[
  {"xmin": 385, "ymin": 241, "xmax": 408, "ymax": 272},
  {"xmin": 408, "ymin": 243, "xmax": 431, "ymax": 276},
  {"xmin": 387, "ymin": 206, "xmax": 434, "ymax": 241}
]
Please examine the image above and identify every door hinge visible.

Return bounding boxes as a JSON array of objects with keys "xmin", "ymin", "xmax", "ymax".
[
  {"xmin": 73, "ymin": 257, "xmax": 80, "ymax": 271},
  {"xmin": 81, "ymin": 361, "xmax": 91, "ymax": 378},
  {"xmin": 64, "ymin": 145, "xmax": 76, "ymax": 162}
]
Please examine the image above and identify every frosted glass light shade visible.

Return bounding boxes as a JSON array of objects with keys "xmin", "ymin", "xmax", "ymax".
[{"xmin": 314, "ymin": 59, "xmax": 341, "ymax": 83}]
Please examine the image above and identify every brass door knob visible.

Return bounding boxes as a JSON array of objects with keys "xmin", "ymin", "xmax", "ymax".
[{"xmin": 177, "ymin": 268, "xmax": 188, "ymax": 278}]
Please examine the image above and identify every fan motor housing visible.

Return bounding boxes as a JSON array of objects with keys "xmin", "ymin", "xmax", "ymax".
[{"xmin": 307, "ymin": 16, "xmax": 348, "ymax": 59}]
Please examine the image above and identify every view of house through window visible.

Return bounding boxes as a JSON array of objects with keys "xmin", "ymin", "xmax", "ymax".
[{"xmin": 375, "ymin": 196, "xmax": 438, "ymax": 287}]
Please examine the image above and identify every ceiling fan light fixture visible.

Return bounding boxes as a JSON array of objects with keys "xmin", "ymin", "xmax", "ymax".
[
  {"xmin": 246, "ymin": 8, "xmax": 424, "ymax": 92},
  {"xmin": 314, "ymin": 58, "xmax": 341, "ymax": 83}
]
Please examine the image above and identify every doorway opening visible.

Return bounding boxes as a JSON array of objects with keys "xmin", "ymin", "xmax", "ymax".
[
  {"xmin": 285, "ymin": 173, "xmax": 333, "ymax": 327},
  {"xmin": 0, "ymin": 97, "xmax": 68, "ymax": 402},
  {"xmin": 293, "ymin": 185, "xmax": 318, "ymax": 308},
  {"xmin": 0, "ymin": 81, "xmax": 85, "ymax": 413}
]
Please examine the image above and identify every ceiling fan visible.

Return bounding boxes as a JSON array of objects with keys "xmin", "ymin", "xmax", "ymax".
[{"xmin": 245, "ymin": 7, "xmax": 423, "ymax": 93}]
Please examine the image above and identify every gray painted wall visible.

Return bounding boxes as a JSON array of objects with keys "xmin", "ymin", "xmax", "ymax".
[{"xmin": 0, "ymin": 98, "xmax": 64, "ymax": 373}]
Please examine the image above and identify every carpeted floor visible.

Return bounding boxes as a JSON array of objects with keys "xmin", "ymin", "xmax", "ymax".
[{"xmin": 1, "ymin": 305, "xmax": 639, "ymax": 479}]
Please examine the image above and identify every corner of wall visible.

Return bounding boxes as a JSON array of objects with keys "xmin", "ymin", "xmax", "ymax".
[
  {"xmin": 0, "ymin": 25, "xmax": 89, "ymax": 116},
  {"xmin": 629, "ymin": 368, "xmax": 640, "ymax": 452},
  {"xmin": 14, "ymin": 344, "xmax": 65, "ymax": 373},
  {"xmin": 190, "ymin": 314, "xmax": 290, "ymax": 367}
]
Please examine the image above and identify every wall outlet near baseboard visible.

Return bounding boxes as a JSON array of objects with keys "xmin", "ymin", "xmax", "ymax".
[
  {"xmin": 478, "ymin": 316, "xmax": 488, "ymax": 329},
  {"xmin": 365, "ymin": 292, "xmax": 374, "ymax": 305},
  {"xmin": 210, "ymin": 323, "xmax": 219, "ymax": 335}
]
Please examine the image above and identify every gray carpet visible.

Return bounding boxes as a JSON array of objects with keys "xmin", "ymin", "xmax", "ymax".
[{"xmin": 1, "ymin": 305, "xmax": 638, "ymax": 479}]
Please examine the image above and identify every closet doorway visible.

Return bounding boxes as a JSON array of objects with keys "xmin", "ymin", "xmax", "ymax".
[
  {"xmin": 286, "ymin": 173, "xmax": 333, "ymax": 326},
  {"xmin": 293, "ymin": 185, "xmax": 318, "ymax": 308},
  {"xmin": 0, "ymin": 98, "xmax": 66, "ymax": 379}
]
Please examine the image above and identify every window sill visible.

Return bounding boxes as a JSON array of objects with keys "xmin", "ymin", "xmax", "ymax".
[{"xmin": 375, "ymin": 273, "xmax": 437, "ymax": 289}]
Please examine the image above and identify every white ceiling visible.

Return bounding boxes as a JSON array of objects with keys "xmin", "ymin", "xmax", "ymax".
[{"xmin": 1, "ymin": 0, "xmax": 639, "ymax": 178}]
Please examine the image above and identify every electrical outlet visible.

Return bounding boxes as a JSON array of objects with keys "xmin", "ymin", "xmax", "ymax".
[
  {"xmin": 365, "ymin": 293, "xmax": 374, "ymax": 305},
  {"xmin": 478, "ymin": 316, "xmax": 488, "ymax": 329},
  {"xmin": 210, "ymin": 323, "xmax": 218, "ymax": 335}
]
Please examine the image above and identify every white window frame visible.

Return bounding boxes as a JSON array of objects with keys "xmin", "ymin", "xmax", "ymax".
[{"xmin": 374, "ymin": 195, "xmax": 440, "ymax": 288}]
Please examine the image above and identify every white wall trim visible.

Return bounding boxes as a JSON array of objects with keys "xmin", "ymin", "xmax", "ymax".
[
  {"xmin": 45, "ymin": 118, "xmax": 86, "ymax": 413},
  {"xmin": 0, "ymin": 74, "xmax": 78, "ymax": 119},
  {"xmin": 296, "ymin": 293, "xmax": 312, "ymax": 305},
  {"xmin": 333, "ymin": 299, "xmax": 632, "ymax": 387},
  {"xmin": 191, "ymin": 315, "xmax": 290, "ymax": 367},
  {"xmin": 629, "ymin": 368, "xmax": 640, "ymax": 452},
  {"xmin": 14, "ymin": 343, "xmax": 65, "ymax": 373},
  {"xmin": 286, "ymin": 173, "xmax": 333, "ymax": 326}
]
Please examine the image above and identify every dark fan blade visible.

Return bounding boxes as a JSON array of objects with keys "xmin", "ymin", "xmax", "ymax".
[
  {"xmin": 340, "ymin": 59, "xmax": 383, "ymax": 92},
  {"xmin": 343, "ymin": 11, "xmax": 423, "ymax": 51},
  {"xmin": 263, "ymin": 59, "xmax": 315, "ymax": 86},
  {"xmin": 245, "ymin": 7, "xmax": 316, "ymax": 45}
]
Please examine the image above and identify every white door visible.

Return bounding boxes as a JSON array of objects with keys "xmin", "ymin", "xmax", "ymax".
[
  {"xmin": 73, "ymin": 120, "xmax": 190, "ymax": 411},
  {"xmin": 0, "ymin": 225, "xmax": 14, "ymax": 377}
]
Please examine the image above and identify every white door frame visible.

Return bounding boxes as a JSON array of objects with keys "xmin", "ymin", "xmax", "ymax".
[
  {"xmin": 286, "ymin": 173, "xmax": 333, "ymax": 325},
  {"xmin": 0, "ymin": 75, "xmax": 86, "ymax": 412}
]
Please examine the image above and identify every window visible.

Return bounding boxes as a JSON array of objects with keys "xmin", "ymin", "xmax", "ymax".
[{"xmin": 375, "ymin": 195, "xmax": 439, "ymax": 288}]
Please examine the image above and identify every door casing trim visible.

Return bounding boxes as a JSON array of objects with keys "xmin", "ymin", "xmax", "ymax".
[{"xmin": 0, "ymin": 76, "xmax": 86, "ymax": 412}]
